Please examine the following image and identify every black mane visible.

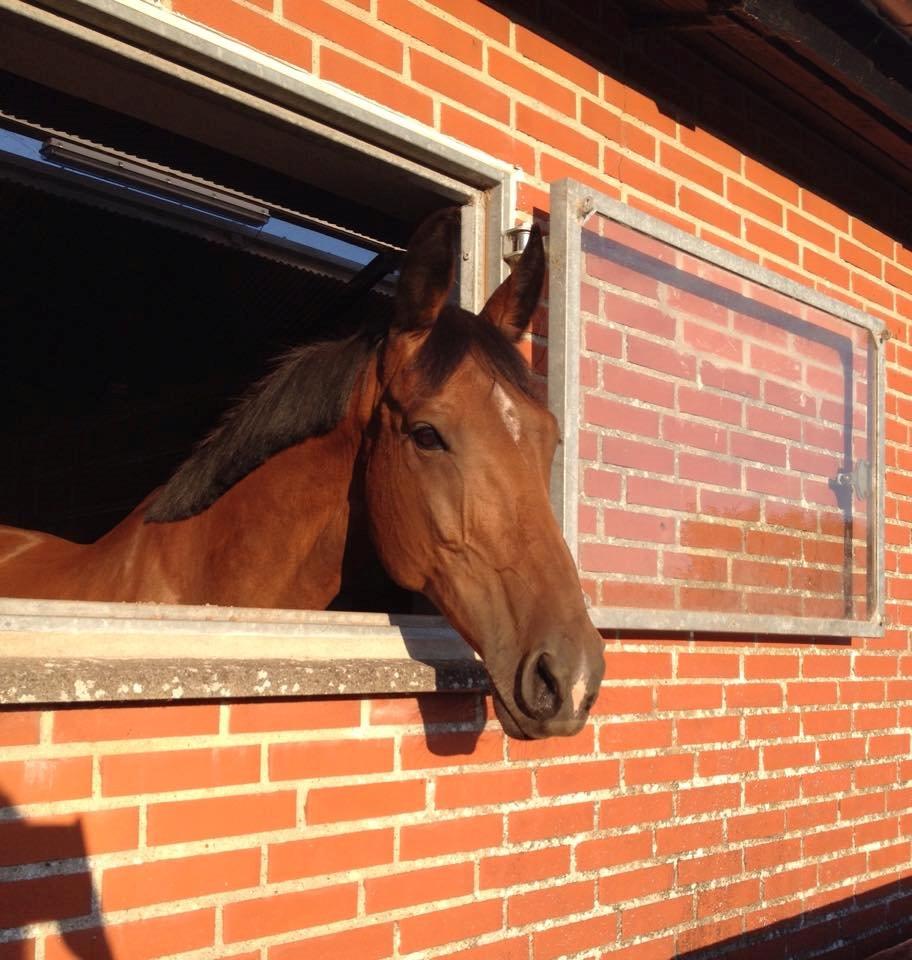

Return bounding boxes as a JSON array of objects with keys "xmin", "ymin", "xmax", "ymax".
[
  {"xmin": 145, "ymin": 332, "xmax": 377, "ymax": 522},
  {"xmin": 147, "ymin": 308, "xmax": 537, "ymax": 523}
]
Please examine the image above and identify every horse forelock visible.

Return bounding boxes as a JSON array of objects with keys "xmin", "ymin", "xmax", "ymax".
[{"xmin": 412, "ymin": 307, "xmax": 538, "ymax": 402}]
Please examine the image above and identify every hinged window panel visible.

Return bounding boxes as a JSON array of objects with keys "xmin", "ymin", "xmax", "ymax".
[{"xmin": 549, "ymin": 180, "xmax": 886, "ymax": 637}]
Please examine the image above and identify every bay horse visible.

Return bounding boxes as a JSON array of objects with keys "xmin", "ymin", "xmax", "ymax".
[{"xmin": 0, "ymin": 209, "xmax": 604, "ymax": 739}]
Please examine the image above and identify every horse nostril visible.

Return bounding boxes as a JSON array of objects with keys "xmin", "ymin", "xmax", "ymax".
[{"xmin": 518, "ymin": 650, "xmax": 563, "ymax": 721}]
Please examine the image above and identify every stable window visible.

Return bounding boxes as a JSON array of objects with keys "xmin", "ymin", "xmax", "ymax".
[
  {"xmin": 549, "ymin": 179, "xmax": 886, "ymax": 637},
  {"xmin": 0, "ymin": 2, "xmax": 515, "ymax": 702}
]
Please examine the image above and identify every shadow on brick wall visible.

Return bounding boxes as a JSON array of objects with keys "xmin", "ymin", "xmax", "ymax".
[
  {"xmin": 0, "ymin": 791, "xmax": 114, "ymax": 960},
  {"xmin": 676, "ymin": 875, "xmax": 912, "ymax": 960}
]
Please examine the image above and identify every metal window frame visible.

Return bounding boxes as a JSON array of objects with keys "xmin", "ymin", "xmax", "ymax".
[
  {"xmin": 549, "ymin": 178, "xmax": 887, "ymax": 638},
  {"xmin": 0, "ymin": 0, "xmax": 518, "ymax": 701}
]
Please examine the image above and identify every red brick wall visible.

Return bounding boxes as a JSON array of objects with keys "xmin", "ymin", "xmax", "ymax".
[{"xmin": 2, "ymin": 2, "xmax": 912, "ymax": 959}]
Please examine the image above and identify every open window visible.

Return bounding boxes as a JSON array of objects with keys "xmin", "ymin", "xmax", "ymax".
[
  {"xmin": 549, "ymin": 179, "xmax": 886, "ymax": 638},
  {"xmin": 0, "ymin": 3, "xmax": 514, "ymax": 703}
]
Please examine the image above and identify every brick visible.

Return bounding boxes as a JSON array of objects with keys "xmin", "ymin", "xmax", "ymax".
[
  {"xmin": 268, "ymin": 827, "xmax": 393, "ymax": 883},
  {"xmin": 515, "ymin": 24, "xmax": 599, "ymax": 92},
  {"xmin": 508, "ymin": 727, "xmax": 595, "ymax": 765},
  {"xmin": 508, "ymin": 801, "xmax": 594, "ymax": 842},
  {"xmin": 746, "ymin": 712, "xmax": 800, "ymax": 739},
  {"xmin": 0, "ymin": 872, "xmax": 92, "ymax": 927},
  {"xmin": 580, "ymin": 542, "xmax": 657, "ymax": 576},
  {"xmin": 727, "ymin": 179, "xmax": 782, "ymax": 224},
  {"xmin": 379, "ymin": 0, "xmax": 481, "ymax": 64},
  {"xmin": 103, "ymin": 847, "xmax": 260, "ymax": 911},
  {"xmin": 269, "ymin": 923, "xmax": 394, "ymax": 960},
  {"xmin": 600, "ymin": 791, "xmax": 673, "ymax": 828},
  {"xmin": 623, "ymin": 894, "xmax": 693, "ymax": 936},
  {"xmin": 603, "ymin": 291, "xmax": 675, "ymax": 339},
  {"xmin": 601, "ymin": 437, "xmax": 675, "ymax": 474},
  {"xmin": 440, "ymin": 106, "xmax": 534, "ymax": 171},
  {"xmin": 401, "ymin": 813, "xmax": 502, "ymax": 860},
  {"xmin": 0, "ymin": 710, "xmax": 39, "ymax": 746},
  {"xmin": 224, "ymin": 882, "xmax": 357, "ymax": 942},
  {"xmin": 480, "ymin": 845, "xmax": 569, "ymax": 890},
  {"xmin": 55, "ymin": 703, "xmax": 219, "ymax": 742},
  {"xmin": 599, "ymin": 863, "xmax": 673, "ymax": 903},
  {"xmin": 536, "ymin": 759, "xmax": 620, "ymax": 796},
  {"xmin": 270, "ymin": 737, "xmax": 393, "ymax": 780},
  {"xmin": 366, "ymin": 862, "xmax": 473, "ymax": 913},
  {"xmin": 727, "ymin": 683, "xmax": 782, "ymax": 708},
  {"xmin": 147, "ymin": 791, "xmax": 297, "ymax": 845},
  {"xmin": 604, "ymin": 651, "xmax": 672, "ymax": 680},
  {"xmin": 680, "ymin": 186, "xmax": 740, "ymax": 235},
  {"xmin": 436, "ymin": 938, "xmax": 528, "ymax": 960},
  {"xmin": 44, "ymin": 909, "xmax": 214, "ymax": 960},
  {"xmin": 625, "ymin": 753, "xmax": 693, "ymax": 786},
  {"xmin": 765, "ymin": 865, "xmax": 818, "ymax": 901},
  {"xmin": 628, "ymin": 336, "xmax": 697, "ymax": 380},
  {"xmin": 411, "ymin": 51, "xmax": 507, "ymax": 121},
  {"xmin": 436, "ymin": 769, "xmax": 532, "ymax": 810},
  {"xmin": 321, "ymin": 48, "xmax": 432, "ymax": 124},
  {"xmin": 696, "ymin": 878, "xmax": 760, "ymax": 919},
  {"xmin": 509, "ymin": 878, "xmax": 595, "ymax": 926},
  {"xmin": 745, "ymin": 654, "xmax": 800, "ymax": 680},
  {"xmin": 601, "ymin": 719, "xmax": 673, "ymax": 754},
  {"xmin": 517, "ymin": 104, "xmax": 598, "ymax": 166},
  {"xmin": 662, "ymin": 415, "xmax": 728, "ymax": 453},
  {"xmin": 286, "ymin": 0, "xmax": 401, "ymax": 69},
  {"xmin": 657, "ymin": 683, "xmax": 723, "ymax": 710},
  {"xmin": 763, "ymin": 742, "xmax": 816, "ymax": 771},
  {"xmin": 230, "ymin": 699, "xmax": 359, "ymax": 732},
  {"xmin": 533, "ymin": 913, "xmax": 617, "ymax": 960},
  {"xmin": 744, "ymin": 836, "xmax": 801, "ymax": 871},
  {"xmin": 628, "ymin": 476, "xmax": 697, "ymax": 512},
  {"xmin": 601, "ymin": 508, "xmax": 676, "ymax": 544},
  {"xmin": 664, "ymin": 552, "xmax": 727, "ymax": 583},
  {"xmin": 677, "ymin": 716, "xmax": 740, "ymax": 745},
  {"xmin": 678, "ymin": 653, "xmax": 740, "ymax": 678},
  {"xmin": 582, "ymin": 98, "xmax": 622, "ymax": 142},
  {"xmin": 172, "ymin": 0, "xmax": 311, "ymax": 69},
  {"xmin": 307, "ymin": 779, "xmax": 425, "ymax": 824},
  {"xmin": 699, "ymin": 747, "xmax": 759, "ymax": 777},
  {"xmin": 102, "ymin": 745, "xmax": 259, "ymax": 797},
  {"xmin": 399, "ymin": 900, "xmax": 502, "ymax": 954},
  {"xmin": 0, "ymin": 942, "xmax": 32, "ymax": 960},
  {"xmin": 0, "ymin": 807, "xmax": 139, "ymax": 867},
  {"xmin": 491, "ymin": 49, "xmax": 578, "ymax": 117},
  {"xmin": 0, "ymin": 757, "xmax": 92, "ymax": 805},
  {"xmin": 577, "ymin": 831, "xmax": 652, "ymax": 871},
  {"xmin": 679, "ymin": 849, "xmax": 743, "ymax": 886},
  {"xmin": 585, "ymin": 395, "xmax": 660, "ymax": 435},
  {"xmin": 728, "ymin": 810, "xmax": 785, "ymax": 842}
]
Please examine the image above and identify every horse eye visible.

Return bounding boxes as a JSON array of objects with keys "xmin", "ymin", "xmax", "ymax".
[{"xmin": 410, "ymin": 424, "xmax": 445, "ymax": 451}]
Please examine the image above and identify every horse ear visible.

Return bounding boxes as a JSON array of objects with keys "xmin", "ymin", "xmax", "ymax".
[
  {"xmin": 394, "ymin": 207, "xmax": 460, "ymax": 332},
  {"xmin": 480, "ymin": 224, "xmax": 545, "ymax": 342}
]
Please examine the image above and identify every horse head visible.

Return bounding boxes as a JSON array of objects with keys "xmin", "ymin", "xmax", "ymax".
[{"xmin": 363, "ymin": 209, "xmax": 604, "ymax": 739}]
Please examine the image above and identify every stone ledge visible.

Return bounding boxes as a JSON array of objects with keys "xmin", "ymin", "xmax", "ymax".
[{"xmin": 0, "ymin": 600, "xmax": 488, "ymax": 704}]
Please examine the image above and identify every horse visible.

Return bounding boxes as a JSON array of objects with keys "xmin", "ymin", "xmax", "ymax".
[{"xmin": 0, "ymin": 209, "xmax": 605, "ymax": 739}]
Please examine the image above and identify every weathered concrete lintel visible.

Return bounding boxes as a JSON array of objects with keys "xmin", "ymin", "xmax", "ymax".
[{"xmin": 0, "ymin": 657, "xmax": 490, "ymax": 706}]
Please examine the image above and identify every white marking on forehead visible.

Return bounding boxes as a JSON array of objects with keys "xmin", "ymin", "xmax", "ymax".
[
  {"xmin": 492, "ymin": 382, "xmax": 522, "ymax": 442},
  {"xmin": 571, "ymin": 674, "xmax": 587, "ymax": 714}
]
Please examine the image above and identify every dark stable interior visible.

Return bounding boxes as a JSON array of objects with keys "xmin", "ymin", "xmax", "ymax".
[{"xmin": 0, "ymin": 177, "xmax": 394, "ymax": 544}]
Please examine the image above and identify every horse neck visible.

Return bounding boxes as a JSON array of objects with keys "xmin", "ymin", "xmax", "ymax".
[{"xmin": 163, "ymin": 357, "xmax": 382, "ymax": 609}]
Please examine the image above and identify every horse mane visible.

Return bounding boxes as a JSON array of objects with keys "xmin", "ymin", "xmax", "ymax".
[
  {"xmin": 146, "ymin": 302, "xmax": 538, "ymax": 524},
  {"xmin": 145, "ymin": 331, "xmax": 378, "ymax": 523}
]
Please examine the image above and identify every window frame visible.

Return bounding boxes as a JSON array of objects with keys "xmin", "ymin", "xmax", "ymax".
[
  {"xmin": 548, "ymin": 177, "xmax": 887, "ymax": 638},
  {"xmin": 0, "ymin": 0, "xmax": 516, "ymax": 703}
]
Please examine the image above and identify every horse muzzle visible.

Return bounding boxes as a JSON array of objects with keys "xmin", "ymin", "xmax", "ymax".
[{"xmin": 492, "ymin": 633, "xmax": 605, "ymax": 739}]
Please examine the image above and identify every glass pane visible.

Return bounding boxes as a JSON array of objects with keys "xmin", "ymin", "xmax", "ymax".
[{"xmin": 577, "ymin": 213, "xmax": 872, "ymax": 623}]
